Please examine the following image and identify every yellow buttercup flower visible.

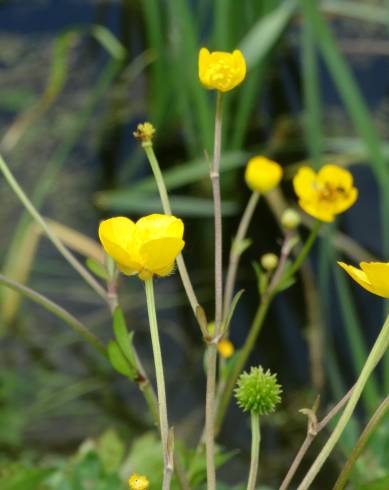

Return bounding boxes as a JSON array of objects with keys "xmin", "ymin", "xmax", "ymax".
[
  {"xmin": 293, "ymin": 164, "xmax": 357, "ymax": 222},
  {"xmin": 99, "ymin": 214, "xmax": 185, "ymax": 281},
  {"xmin": 245, "ymin": 156, "xmax": 283, "ymax": 193},
  {"xmin": 338, "ymin": 261, "xmax": 389, "ymax": 298},
  {"xmin": 198, "ymin": 47, "xmax": 246, "ymax": 92},
  {"xmin": 128, "ymin": 473, "xmax": 149, "ymax": 490},
  {"xmin": 217, "ymin": 338, "xmax": 235, "ymax": 359}
]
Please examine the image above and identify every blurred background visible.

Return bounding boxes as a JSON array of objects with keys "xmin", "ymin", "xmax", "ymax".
[{"xmin": 1, "ymin": 0, "xmax": 389, "ymax": 488}]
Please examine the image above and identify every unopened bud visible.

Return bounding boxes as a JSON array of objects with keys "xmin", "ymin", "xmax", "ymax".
[
  {"xmin": 260, "ymin": 253, "xmax": 278, "ymax": 271},
  {"xmin": 281, "ymin": 208, "xmax": 301, "ymax": 230}
]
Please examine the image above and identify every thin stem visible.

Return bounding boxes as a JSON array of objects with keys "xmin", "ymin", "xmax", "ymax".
[
  {"xmin": 144, "ymin": 278, "xmax": 172, "ymax": 490},
  {"xmin": 333, "ymin": 395, "xmax": 389, "ymax": 490},
  {"xmin": 215, "ymin": 299, "xmax": 270, "ymax": 435},
  {"xmin": 247, "ymin": 413, "xmax": 261, "ymax": 490},
  {"xmin": 223, "ymin": 191, "xmax": 260, "ymax": 320},
  {"xmin": 142, "ymin": 143, "xmax": 200, "ymax": 319},
  {"xmin": 206, "ymin": 91, "xmax": 224, "ymax": 490},
  {"xmin": 296, "ymin": 314, "xmax": 389, "ymax": 490},
  {"xmin": 279, "ymin": 385, "xmax": 354, "ymax": 490},
  {"xmin": 0, "ymin": 273, "xmax": 106, "ymax": 356},
  {"xmin": 288, "ymin": 222, "xmax": 321, "ymax": 278},
  {"xmin": 0, "ymin": 153, "xmax": 108, "ymax": 304}
]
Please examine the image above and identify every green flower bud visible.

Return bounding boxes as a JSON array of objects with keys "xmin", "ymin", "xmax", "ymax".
[
  {"xmin": 235, "ymin": 366, "xmax": 282, "ymax": 415},
  {"xmin": 281, "ymin": 208, "xmax": 301, "ymax": 230},
  {"xmin": 260, "ymin": 253, "xmax": 278, "ymax": 271}
]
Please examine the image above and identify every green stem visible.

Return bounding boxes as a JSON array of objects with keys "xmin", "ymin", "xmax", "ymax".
[
  {"xmin": 332, "ymin": 395, "xmax": 389, "ymax": 490},
  {"xmin": 144, "ymin": 278, "xmax": 172, "ymax": 490},
  {"xmin": 215, "ymin": 299, "xmax": 270, "ymax": 435},
  {"xmin": 297, "ymin": 314, "xmax": 389, "ymax": 490},
  {"xmin": 247, "ymin": 413, "xmax": 261, "ymax": 490},
  {"xmin": 223, "ymin": 191, "xmax": 260, "ymax": 320},
  {"xmin": 142, "ymin": 143, "xmax": 200, "ymax": 318},
  {"xmin": 0, "ymin": 273, "xmax": 106, "ymax": 356},
  {"xmin": 288, "ymin": 222, "xmax": 321, "ymax": 278},
  {"xmin": 206, "ymin": 90, "xmax": 224, "ymax": 490},
  {"xmin": 0, "ymin": 153, "xmax": 108, "ymax": 304}
]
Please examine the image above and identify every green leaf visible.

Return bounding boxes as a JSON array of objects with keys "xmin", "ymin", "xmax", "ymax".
[
  {"xmin": 113, "ymin": 307, "xmax": 136, "ymax": 366},
  {"xmin": 232, "ymin": 238, "xmax": 252, "ymax": 257},
  {"xmin": 95, "ymin": 194, "xmax": 239, "ymax": 217},
  {"xmin": 222, "ymin": 289, "xmax": 244, "ymax": 336},
  {"xmin": 86, "ymin": 257, "xmax": 108, "ymax": 280},
  {"xmin": 96, "ymin": 429, "xmax": 125, "ymax": 474},
  {"xmin": 0, "ymin": 464, "xmax": 53, "ymax": 490},
  {"xmin": 358, "ymin": 475, "xmax": 389, "ymax": 490},
  {"xmin": 107, "ymin": 341, "xmax": 136, "ymax": 380},
  {"xmin": 239, "ymin": 0, "xmax": 296, "ymax": 68}
]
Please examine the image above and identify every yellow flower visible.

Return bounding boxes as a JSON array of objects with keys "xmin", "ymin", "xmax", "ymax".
[
  {"xmin": 198, "ymin": 47, "xmax": 246, "ymax": 92},
  {"xmin": 338, "ymin": 261, "xmax": 389, "ymax": 298},
  {"xmin": 293, "ymin": 164, "xmax": 357, "ymax": 222},
  {"xmin": 217, "ymin": 338, "xmax": 235, "ymax": 359},
  {"xmin": 128, "ymin": 473, "xmax": 149, "ymax": 490},
  {"xmin": 99, "ymin": 214, "xmax": 185, "ymax": 281},
  {"xmin": 245, "ymin": 156, "xmax": 283, "ymax": 193}
]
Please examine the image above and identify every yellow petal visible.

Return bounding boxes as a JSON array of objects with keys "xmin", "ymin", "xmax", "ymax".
[
  {"xmin": 244, "ymin": 156, "xmax": 283, "ymax": 193},
  {"xmin": 337, "ymin": 261, "xmax": 377, "ymax": 295},
  {"xmin": 293, "ymin": 167, "xmax": 317, "ymax": 201},
  {"xmin": 198, "ymin": 47, "xmax": 210, "ymax": 82},
  {"xmin": 139, "ymin": 237, "xmax": 185, "ymax": 274},
  {"xmin": 360, "ymin": 262, "xmax": 389, "ymax": 298},
  {"xmin": 136, "ymin": 214, "xmax": 184, "ymax": 242},
  {"xmin": 333, "ymin": 187, "xmax": 358, "ymax": 214},
  {"xmin": 98, "ymin": 217, "xmax": 142, "ymax": 272},
  {"xmin": 297, "ymin": 199, "xmax": 334, "ymax": 222},
  {"xmin": 318, "ymin": 164, "xmax": 353, "ymax": 191}
]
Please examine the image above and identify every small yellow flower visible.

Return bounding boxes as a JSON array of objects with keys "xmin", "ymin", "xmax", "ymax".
[
  {"xmin": 99, "ymin": 214, "xmax": 185, "ymax": 281},
  {"xmin": 217, "ymin": 338, "xmax": 235, "ymax": 359},
  {"xmin": 198, "ymin": 47, "xmax": 246, "ymax": 92},
  {"xmin": 293, "ymin": 164, "xmax": 357, "ymax": 222},
  {"xmin": 245, "ymin": 156, "xmax": 283, "ymax": 193},
  {"xmin": 338, "ymin": 261, "xmax": 389, "ymax": 298},
  {"xmin": 133, "ymin": 122, "xmax": 156, "ymax": 144},
  {"xmin": 128, "ymin": 473, "xmax": 149, "ymax": 490},
  {"xmin": 281, "ymin": 208, "xmax": 301, "ymax": 230}
]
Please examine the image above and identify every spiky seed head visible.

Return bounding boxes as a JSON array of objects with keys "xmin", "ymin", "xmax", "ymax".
[{"xmin": 235, "ymin": 366, "xmax": 282, "ymax": 415}]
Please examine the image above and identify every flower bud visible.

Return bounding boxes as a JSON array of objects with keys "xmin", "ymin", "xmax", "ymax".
[
  {"xmin": 235, "ymin": 366, "xmax": 282, "ymax": 415},
  {"xmin": 281, "ymin": 208, "xmax": 301, "ymax": 230},
  {"xmin": 245, "ymin": 156, "xmax": 283, "ymax": 193},
  {"xmin": 217, "ymin": 338, "xmax": 235, "ymax": 359},
  {"xmin": 260, "ymin": 253, "xmax": 278, "ymax": 271},
  {"xmin": 133, "ymin": 122, "xmax": 156, "ymax": 144}
]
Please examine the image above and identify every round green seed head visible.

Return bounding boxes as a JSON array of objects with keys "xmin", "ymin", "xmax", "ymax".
[{"xmin": 235, "ymin": 366, "xmax": 282, "ymax": 415}]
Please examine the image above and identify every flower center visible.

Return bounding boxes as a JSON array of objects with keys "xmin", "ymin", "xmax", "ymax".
[
  {"xmin": 316, "ymin": 181, "xmax": 347, "ymax": 202},
  {"xmin": 206, "ymin": 60, "xmax": 237, "ymax": 89}
]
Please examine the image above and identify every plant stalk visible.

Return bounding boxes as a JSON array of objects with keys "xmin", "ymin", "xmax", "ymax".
[
  {"xmin": 142, "ymin": 143, "xmax": 200, "ymax": 319},
  {"xmin": 297, "ymin": 314, "xmax": 389, "ymax": 490},
  {"xmin": 205, "ymin": 90, "xmax": 224, "ymax": 490},
  {"xmin": 223, "ymin": 191, "xmax": 260, "ymax": 320},
  {"xmin": 247, "ymin": 413, "xmax": 261, "ymax": 490},
  {"xmin": 144, "ymin": 278, "xmax": 172, "ymax": 490}
]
